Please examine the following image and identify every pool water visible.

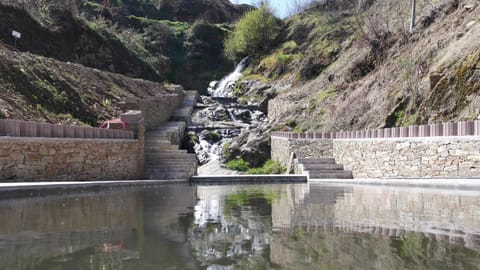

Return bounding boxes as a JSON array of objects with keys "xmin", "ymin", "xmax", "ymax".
[{"xmin": 0, "ymin": 183, "xmax": 479, "ymax": 269}]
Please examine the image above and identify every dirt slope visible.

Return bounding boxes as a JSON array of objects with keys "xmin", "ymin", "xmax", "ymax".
[{"xmin": 0, "ymin": 43, "xmax": 178, "ymax": 125}]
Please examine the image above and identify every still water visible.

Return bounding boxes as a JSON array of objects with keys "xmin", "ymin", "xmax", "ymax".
[{"xmin": 0, "ymin": 183, "xmax": 480, "ymax": 269}]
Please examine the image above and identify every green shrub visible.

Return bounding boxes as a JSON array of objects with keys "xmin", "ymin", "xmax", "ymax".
[
  {"xmin": 222, "ymin": 142, "xmax": 233, "ymax": 160},
  {"xmin": 247, "ymin": 160, "xmax": 286, "ymax": 175},
  {"xmin": 224, "ymin": 5, "xmax": 280, "ymax": 61},
  {"xmin": 204, "ymin": 131, "xmax": 221, "ymax": 143},
  {"xmin": 226, "ymin": 159, "xmax": 250, "ymax": 172}
]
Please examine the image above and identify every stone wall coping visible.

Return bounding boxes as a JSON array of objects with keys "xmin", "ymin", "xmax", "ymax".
[
  {"xmin": 272, "ymin": 120, "xmax": 480, "ymax": 140},
  {"xmin": 0, "ymin": 119, "xmax": 134, "ymax": 140},
  {"xmin": 272, "ymin": 135, "xmax": 480, "ymax": 142},
  {"xmin": 0, "ymin": 136, "xmax": 138, "ymax": 143}
]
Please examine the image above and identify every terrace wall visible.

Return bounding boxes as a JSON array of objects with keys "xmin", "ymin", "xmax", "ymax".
[
  {"xmin": 271, "ymin": 120, "xmax": 480, "ymax": 178},
  {"xmin": 0, "ymin": 112, "xmax": 144, "ymax": 181}
]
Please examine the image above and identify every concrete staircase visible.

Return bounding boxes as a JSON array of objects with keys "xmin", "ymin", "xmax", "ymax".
[
  {"xmin": 297, "ymin": 157, "xmax": 353, "ymax": 179},
  {"xmin": 143, "ymin": 91, "xmax": 199, "ymax": 180}
]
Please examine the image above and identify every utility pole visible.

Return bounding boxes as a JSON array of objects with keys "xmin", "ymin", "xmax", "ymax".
[{"xmin": 410, "ymin": 0, "xmax": 416, "ymax": 33}]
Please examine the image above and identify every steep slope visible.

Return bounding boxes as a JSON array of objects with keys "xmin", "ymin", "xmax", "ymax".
[
  {"xmin": 237, "ymin": 0, "xmax": 480, "ymax": 132},
  {"xmin": 0, "ymin": 4, "xmax": 164, "ymax": 82},
  {"xmin": 0, "ymin": 43, "xmax": 179, "ymax": 125}
]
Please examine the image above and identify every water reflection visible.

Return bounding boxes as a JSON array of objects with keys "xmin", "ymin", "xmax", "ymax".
[{"xmin": 0, "ymin": 183, "xmax": 479, "ymax": 269}]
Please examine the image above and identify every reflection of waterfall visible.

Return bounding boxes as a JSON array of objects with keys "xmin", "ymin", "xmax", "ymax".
[
  {"xmin": 209, "ymin": 57, "xmax": 249, "ymax": 97},
  {"xmin": 189, "ymin": 57, "xmax": 267, "ymax": 174}
]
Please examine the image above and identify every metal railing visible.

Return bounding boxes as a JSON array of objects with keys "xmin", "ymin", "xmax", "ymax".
[
  {"xmin": 272, "ymin": 120, "xmax": 480, "ymax": 140},
  {"xmin": 0, "ymin": 119, "xmax": 134, "ymax": 140}
]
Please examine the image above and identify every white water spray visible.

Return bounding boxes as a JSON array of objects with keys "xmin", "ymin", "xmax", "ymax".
[{"xmin": 209, "ymin": 57, "xmax": 249, "ymax": 97}]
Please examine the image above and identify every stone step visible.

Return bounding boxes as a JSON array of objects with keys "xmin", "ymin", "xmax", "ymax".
[
  {"xmin": 145, "ymin": 149, "xmax": 187, "ymax": 154},
  {"xmin": 301, "ymin": 163, "xmax": 344, "ymax": 170},
  {"xmin": 298, "ymin": 157, "xmax": 336, "ymax": 164},
  {"xmin": 307, "ymin": 171, "xmax": 353, "ymax": 179},
  {"xmin": 145, "ymin": 154, "xmax": 197, "ymax": 160},
  {"xmin": 144, "ymin": 145, "xmax": 180, "ymax": 152},
  {"xmin": 145, "ymin": 156, "xmax": 195, "ymax": 162},
  {"xmin": 144, "ymin": 167, "xmax": 197, "ymax": 173},
  {"xmin": 144, "ymin": 163, "xmax": 196, "ymax": 169},
  {"xmin": 158, "ymin": 121, "xmax": 187, "ymax": 128},
  {"xmin": 145, "ymin": 158, "xmax": 197, "ymax": 166}
]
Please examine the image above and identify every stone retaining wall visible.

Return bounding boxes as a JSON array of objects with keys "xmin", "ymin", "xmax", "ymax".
[
  {"xmin": 123, "ymin": 91, "xmax": 184, "ymax": 131},
  {"xmin": 334, "ymin": 137, "xmax": 480, "ymax": 178},
  {"xmin": 271, "ymin": 136, "xmax": 480, "ymax": 178},
  {"xmin": 0, "ymin": 137, "xmax": 141, "ymax": 180},
  {"xmin": 271, "ymin": 137, "xmax": 333, "ymax": 165}
]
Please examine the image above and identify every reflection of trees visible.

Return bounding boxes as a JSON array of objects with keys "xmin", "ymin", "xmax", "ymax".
[{"xmin": 190, "ymin": 189, "xmax": 283, "ymax": 268}]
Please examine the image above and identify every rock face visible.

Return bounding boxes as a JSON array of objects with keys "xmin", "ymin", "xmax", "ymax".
[{"xmin": 225, "ymin": 124, "xmax": 272, "ymax": 168}]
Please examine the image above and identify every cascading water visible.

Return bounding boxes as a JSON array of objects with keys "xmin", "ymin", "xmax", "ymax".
[
  {"xmin": 208, "ymin": 57, "xmax": 249, "ymax": 97},
  {"xmin": 188, "ymin": 57, "xmax": 267, "ymax": 175}
]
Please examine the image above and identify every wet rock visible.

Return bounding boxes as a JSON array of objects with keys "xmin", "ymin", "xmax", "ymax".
[{"xmin": 226, "ymin": 125, "xmax": 272, "ymax": 167}]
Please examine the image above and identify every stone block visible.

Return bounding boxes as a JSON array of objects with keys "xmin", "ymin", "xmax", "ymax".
[
  {"xmin": 419, "ymin": 125, "xmax": 430, "ymax": 137},
  {"xmin": 458, "ymin": 121, "xmax": 475, "ymax": 136},
  {"xmin": 399, "ymin": 127, "xmax": 409, "ymax": 137},
  {"xmin": 84, "ymin": 128, "xmax": 94, "ymax": 138},
  {"xmin": 38, "ymin": 123, "xmax": 52, "ymax": 137},
  {"xmin": 430, "ymin": 123, "xmax": 443, "ymax": 137},
  {"xmin": 475, "ymin": 120, "xmax": 480, "ymax": 136},
  {"xmin": 408, "ymin": 126, "xmax": 419, "ymax": 137},
  {"xmin": 64, "ymin": 126, "xmax": 75, "ymax": 138},
  {"xmin": 443, "ymin": 122, "xmax": 458, "ymax": 136},
  {"xmin": 0, "ymin": 120, "xmax": 6, "ymax": 136},
  {"xmin": 391, "ymin": 128, "xmax": 400, "ymax": 137},
  {"xmin": 74, "ymin": 126, "xmax": 85, "ymax": 138},
  {"xmin": 52, "ymin": 125, "xmax": 64, "ymax": 137},
  {"xmin": 4, "ymin": 120, "xmax": 21, "ymax": 137},
  {"xmin": 383, "ymin": 128, "xmax": 391, "ymax": 138}
]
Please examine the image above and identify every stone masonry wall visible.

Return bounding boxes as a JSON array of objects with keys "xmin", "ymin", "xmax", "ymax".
[
  {"xmin": 271, "ymin": 137, "xmax": 333, "ymax": 165},
  {"xmin": 0, "ymin": 137, "xmax": 141, "ymax": 180},
  {"xmin": 271, "ymin": 136, "xmax": 480, "ymax": 178},
  {"xmin": 334, "ymin": 137, "xmax": 480, "ymax": 178}
]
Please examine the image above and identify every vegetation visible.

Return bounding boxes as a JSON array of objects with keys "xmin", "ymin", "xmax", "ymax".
[
  {"xmin": 226, "ymin": 158, "xmax": 286, "ymax": 174},
  {"xmin": 247, "ymin": 160, "xmax": 286, "ymax": 174},
  {"xmin": 226, "ymin": 158, "xmax": 250, "ymax": 172},
  {"xmin": 224, "ymin": 5, "xmax": 280, "ymax": 61}
]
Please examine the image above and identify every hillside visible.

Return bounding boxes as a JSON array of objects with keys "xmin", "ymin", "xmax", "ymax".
[
  {"xmin": 234, "ymin": 0, "xmax": 480, "ymax": 132},
  {"xmin": 0, "ymin": 0, "xmax": 252, "ymax": 92},
  {"xmin": 0, "ymin": 0, "xmax": 252, "ymax": 125},
  {"xmin": 0, "ymin": 42, "xmax": 180, "ymax": 125}
]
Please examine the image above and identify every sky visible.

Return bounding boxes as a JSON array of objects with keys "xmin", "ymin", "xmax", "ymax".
[{"xmin": 230, "ymin": 0, "xmax": 291, "ymax": 18}]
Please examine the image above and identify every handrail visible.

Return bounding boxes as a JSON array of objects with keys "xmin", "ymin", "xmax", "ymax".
[
  {"xmin": 272, "ymin": 120, "xmax": 480, "ymax": 140},
  {"xmin": 0, "ymin": 119, "xmax": 134, "ymax": 140}
]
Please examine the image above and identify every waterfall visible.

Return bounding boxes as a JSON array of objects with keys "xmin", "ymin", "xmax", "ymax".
[
  {"xmin": 209, "ymin": 57, "xmax": 249, "ymax": 97},
  {"xmin": 190, "ymin": 56, "xmax": 267, "ymax": 175}
]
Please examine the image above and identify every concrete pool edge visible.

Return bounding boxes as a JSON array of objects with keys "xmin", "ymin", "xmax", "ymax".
[
  {"xmin": 0, "ymin": 179, "xmax": 189, "ymax": 192},
  {"xmin": 310, "ymin": 178, "xmax": 480, "ymax": 188},
  {"xmin": 191, "ymin": 174, "xmax": 308, "ymax": 183}
]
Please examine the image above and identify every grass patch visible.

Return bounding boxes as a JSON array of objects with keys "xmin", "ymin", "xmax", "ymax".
[
  {"xmin": 247, "ymin": 160, "xmax": 286, "ymax": 175},
  {"xmin": 318, "ymin": 87, "xmax": 336, "ymax": 103}
]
